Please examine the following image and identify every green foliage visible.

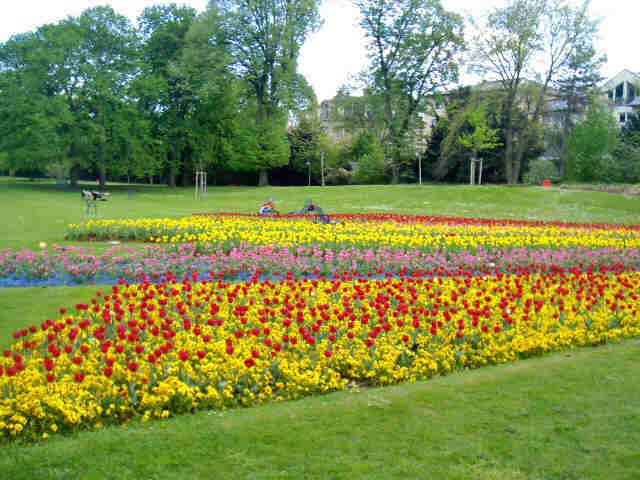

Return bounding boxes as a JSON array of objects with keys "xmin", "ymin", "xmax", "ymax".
[
  {"xmin": 352, "ymin": 152, "xmax": 388, "ymax": 185},
  {"xmin": 137, "ymin": 4, "xmax": 200, "ymax": 186},
  {"xmin": 523, "ymin": 157, "xmax": 560, "ymax": 185},
  {"xmin": 432, "ymin": 87, "xmax": 520, "ymax": 183},
  {"xmin": 356, "ymin": 0, "xmax": 465, "ymax": 183},
  {"xmin": 324, "ymin": 168, "xmax": 352, "ymax": 185},
  {"xmin": 203, "ymin": 0, "xmax": 321, "ymax": 184},
  {"xmin": 471, "ymin": 0, "xmax": 602, "ymax": 184},
  {"xmin": 287, "ymin": 116, "xmax": 325, "ymax": 174},
  {"xmin": 349, "ymin": 130, "xmax": 390, "ymax": 184},
  {"xmin": 44, "ymin": 159, "xmax": 73, "ymax": 181},
  {"xmin": 457, "ymin": 101, "xmax": 502, "ymax": 155},
  {"xmin": 565, "ymin": 101, "xmax": 619, "ymax": 182}
]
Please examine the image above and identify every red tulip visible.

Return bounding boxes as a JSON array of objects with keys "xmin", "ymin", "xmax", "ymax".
[{"xmin": 43, "ymin": 358, "xmax": 55, "ymax": 371}]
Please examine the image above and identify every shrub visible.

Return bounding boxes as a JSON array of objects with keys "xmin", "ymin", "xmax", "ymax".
[
  {"xmin": 523, "ymin": 157, "xmax": 560, "ymax": 185},
  {"xmin": 324, "ymin": 167, "xmax": 352, "ymax": 185},
  {"xmin": 352, "ymin": 151, "xmax": 389, "ymax": 184}
]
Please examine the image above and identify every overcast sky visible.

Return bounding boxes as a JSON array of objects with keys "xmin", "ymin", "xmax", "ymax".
[{"xmin": 1, "ymin": 0, "xmax": 636, "ymax": 101}]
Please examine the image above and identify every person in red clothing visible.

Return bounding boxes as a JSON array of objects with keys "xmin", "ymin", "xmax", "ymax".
[{"xmin": 258, "ymin": 198, "xmax": 278, "ymax": 214}]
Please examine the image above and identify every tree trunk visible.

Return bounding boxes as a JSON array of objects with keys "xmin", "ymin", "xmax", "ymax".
[
  {"xmin": 168, "ymin": 150, "xmax": 177, "ymax": 188},
  {"xmin": 511, "ymin": 146, "xmax": 523, "ymax": 184},
  {"xmin": 182, "ymin": 144, "xmax": 192, "ymax": 187},
  {"xmin": 504, "ymin": 127, "xmax": 515, "ymax": 184},
  {"xmin": 69, "ymin": 163, "xmax": 81, "ymax": 187},
  {"xmin": 258, "ymin": 168, "xmax": 269, "ymax": 186},
  {"xmin": 390, "ymin": 164, "xmax": 400, "ymax": 184},
  {"xmin": 97, "ymin": 162, "xmax": 107, "ymax": 188},
  {"xmin": 99, "ymin": 96, "xmax": 107, "ymax": 188}
]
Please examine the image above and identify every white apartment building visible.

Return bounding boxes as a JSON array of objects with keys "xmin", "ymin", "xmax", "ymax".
[{"xmin": 602, "ymin": 69, "xmax": 640, "ymax": 125}]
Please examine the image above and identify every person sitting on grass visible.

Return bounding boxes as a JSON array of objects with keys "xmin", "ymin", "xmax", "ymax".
[
  {"xmin": 81, "ymin": 189, "xmax": 110, "ymax": 201},
  {"xmin": 258, "ymin": 198, "xmax": 279, "ymax": 215},
  {"xmin": 289, "ymin": 198, "xmax": 339, "ymax": 224}
]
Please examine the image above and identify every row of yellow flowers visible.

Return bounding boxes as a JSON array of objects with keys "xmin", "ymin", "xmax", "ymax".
[
  {"xmin": 1, "ymin": 269, "xmax": 639, "ymax": 442},
  {"xmin": 66, "ymin": 215, "xmax": 640, "ymax": 251}
]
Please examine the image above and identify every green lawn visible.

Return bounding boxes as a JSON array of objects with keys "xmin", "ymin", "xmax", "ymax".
[
  {"xmin": 1, "ymin": 179, "xmax": 640, "ymax": 478},
  {"xmin": 0, "ymin": 338, "xmax": 638, "ymax": 479},
  {"xmin": 2, "ymin": 178, "xmax": 640, "ymax": 250}
]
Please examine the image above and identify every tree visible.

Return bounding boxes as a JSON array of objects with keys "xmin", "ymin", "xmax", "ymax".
[
  {"xmin": 287, "ymin": 115, "xmax": 327, "ymax": 183},
  {"xmin": 612, "ymin": 112, "xmax": 640, "ymax": 183},
  {"xmin": 137, "ymin": 4, "xmax": 198, "ymax": 187},
  {"xmin": 207, "ymin": 0, "xmax": 322, "ymax": 185},
  {"xmin": 75, "ymin": 7, "xmax": 141, "ymax": 186},
  {"xmin": 0, "ymin": 31, "xmax": 75, "ymax": 178},
  {"xmin": 549, "ymin": 44, "xmax": 605, "ymax": 176},
  {"xmin": 350, "ymin": 130, "xmax": 388, "ymax": 184},
  {"xmin": 565, "ymin": 100, "xmax": 619, "ymax": 182},
  {"xmin": 355, "ymin": 0, "xmax": 465, "ymax": 184},
  {"xmin": 457, "ymin": 101, "xmax": 502, "ymax": 184},
  {"xmin": 470, "ymin": 0, "xmax": 601, "ymax": 184}
]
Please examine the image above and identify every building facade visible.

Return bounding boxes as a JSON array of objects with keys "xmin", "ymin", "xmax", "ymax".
[{"xmin": 602, "ymin": 69, "xmax": 640, "ymax": 125}]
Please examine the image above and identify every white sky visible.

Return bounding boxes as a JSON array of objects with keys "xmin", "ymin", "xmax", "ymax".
[{"xmin": 0, "ymin": 0, "xmax": 636, "ymax": 102}]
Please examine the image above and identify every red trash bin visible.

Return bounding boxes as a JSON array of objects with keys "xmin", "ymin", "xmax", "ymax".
[{"xmin": 542, "ymin": 179, "xmax": 550, "ymax": 187}]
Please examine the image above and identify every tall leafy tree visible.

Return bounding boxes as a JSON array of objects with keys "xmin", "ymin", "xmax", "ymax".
[
  {"xmin": 565, "ymin": 99, "xmax": 619, "ymax": 182},
  {"xmin": 177, "ymin": 5, "xmax": 258, "ymax": 185},
  {"xmin": 0, "ymin": 31, "xmax": 75, "ymax": 177},
  {"xmin": 457, "ymin": 101, "xmax": 502, "ymax": 164},
  {"xmin": 470, "ymin": 0, "xmax": 601, "ymax": 184},
  {"xmin": 0, "ymin": 8, "xmax": 158, "ymax": 184},
  {"xmin": 549, "ymin": 45, "xmax": 606, "ymax": 175},
  {"xmin": 207, "ymin": 0, "xmax": 322, "ymax": 185},
  {"xmin": 137, "ymin": 4, "xmax": 198, "ymax": 187},
  {"xmin": 355, "ymin": 0, "xmax": 465, "ymax": 184},
  {"xmin": 75, "ymin": 7, "xmax": 141, "ymax": 186}
]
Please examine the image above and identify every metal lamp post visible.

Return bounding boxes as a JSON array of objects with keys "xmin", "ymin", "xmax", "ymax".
[
  {"xmin": 416, "ymin": 151, "xmax": 422, "ymax": 185},
  {"xmin": 306, "ymin": 160, "xmax": 311, "ymax": 186}
]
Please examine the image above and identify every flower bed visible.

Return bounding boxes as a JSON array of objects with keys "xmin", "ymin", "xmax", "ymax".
[
  {"xmin": 2, "ymin": 243, "xmax": 640, "ymax": 287},
  {"xmin": 66, "ymin": 214, "xmax": 640, "ymax": 252},
  {"xmin": 2, "ymin": 269, "xmax": 639, "ymax": 442}
]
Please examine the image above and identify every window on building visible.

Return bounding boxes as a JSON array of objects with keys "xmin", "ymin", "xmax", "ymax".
[
  {"xmin": 615, "ymin": 83, "xmax": 624, "ymax": 103},
  {"xmin": 628, "ymin": 84, "xmax": 636, "ymax": 103}
]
